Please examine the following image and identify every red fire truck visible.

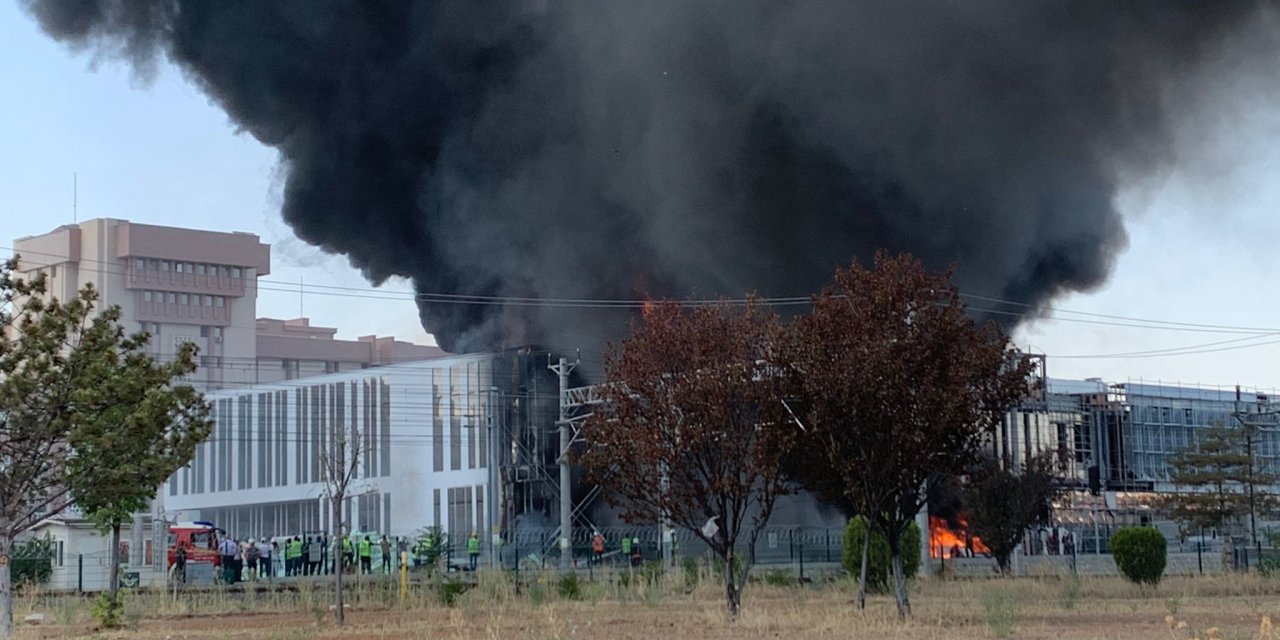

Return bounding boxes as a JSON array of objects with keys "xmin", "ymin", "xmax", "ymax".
[{"xmin": 167, "ymin": 521, "xmax": 222, "ymax": 568}]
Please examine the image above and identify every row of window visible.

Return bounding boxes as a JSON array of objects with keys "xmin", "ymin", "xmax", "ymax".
[
  {"xmin": 133, "ymin": 257, "xmax": 243, "ymax": 278},
  {"xmin": 141, "ymin": 290, "xmax": 227, "ymax": 307}
]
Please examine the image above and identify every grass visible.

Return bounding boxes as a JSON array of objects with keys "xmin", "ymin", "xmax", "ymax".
[{"xmin": 14, "ymin": 571, "xmax": 1280, "ymax": 638}]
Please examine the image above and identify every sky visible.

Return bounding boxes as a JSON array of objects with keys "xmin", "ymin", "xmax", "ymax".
[{"xmin": 2, "ymin": 2, "xmax": 1280, "ymax": 389}]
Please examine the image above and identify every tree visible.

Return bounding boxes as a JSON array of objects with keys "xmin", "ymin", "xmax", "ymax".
[
  {"xmin": 0, "ymin": 259, "xmax": 186, "ymax": 637},
  {"xmin": 66, "ymin": 331, "xmax": 211, "ymax": 627},
  {"xmin": 579, "ymin": 299, "xmax": 793, "ymax": 616},
  {"xmin": 318, "ymin": 418, "xmax": 375, "ymax": 626},
  {"xmin": 784, "ymin": 252, "xmax": 1031, "ymax": 618},
  {"xmin": 1161, "ymin": 424, "xmax": 1273, "ymax": 537},
  {"xmin": 964, "ymin": 453, "xmax": 1059, "ymax": 574},
  {"xmin": 841, "ymin": 516, "xmax": 921, "ymax": 591}
]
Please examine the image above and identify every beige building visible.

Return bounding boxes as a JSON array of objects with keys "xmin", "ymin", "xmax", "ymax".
[
  {"xmin": 14, "ymin": 218, "xmax": 443, "ymax": 391},
  {"xmin": 255, "ymin": 316, "xmax": 445, "ymax": 383}
]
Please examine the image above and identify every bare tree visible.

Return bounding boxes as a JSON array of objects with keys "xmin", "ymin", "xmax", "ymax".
[
  {"xmin": 579, "ymin": 299, "xmax": 794, "ymax": 616},
  {"xmin": 317, "ymin": 418, "xmax": 374, "ymax": 626}
]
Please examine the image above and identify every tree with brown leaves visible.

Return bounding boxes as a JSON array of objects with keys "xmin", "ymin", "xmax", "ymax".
[
  {"xmin": 579, "ymin": 299, "xmax": 793, "ymax": 617},
  {"xmin": 784, "ymin": 252, "xmax": 1031, "ymax": 619}
]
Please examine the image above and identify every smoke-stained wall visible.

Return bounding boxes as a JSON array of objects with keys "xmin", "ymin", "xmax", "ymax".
[{"xmin": 23, "ymin": 1, "xmax": 1278, "ymax": 352}]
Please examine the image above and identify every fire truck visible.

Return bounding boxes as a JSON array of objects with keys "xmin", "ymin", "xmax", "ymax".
[{"xmin": 166, "ymin": 521, "xmax": 223, "ymax": 568}]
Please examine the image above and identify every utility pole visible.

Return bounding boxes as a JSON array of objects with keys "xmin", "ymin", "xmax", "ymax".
[{"xmin": 550, "ymin": 356, "xmax": 577, "ymax": 572}]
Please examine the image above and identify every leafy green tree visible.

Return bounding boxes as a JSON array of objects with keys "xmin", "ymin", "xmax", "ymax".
[
  {"xmin": 783, "ymin": 253, "xmax": 1032, "ymax": 619},
  {"xmin": 1162, "ymin": 424, "xmax": 1273, "ymax": 537},
  {"xmin": 964, "ymin": 453, "xmax": 1059, "ymax": 574},
  {"xmin": 1111, "ymin": 526, "xmax": 1166, "ymax": 587},
  {"xmin": 841, "ymin": 516, "xmax": 920, "ymax": 591},
  {"xmin": 67, "ymin": 330, "xmax": 211, "ymax": 627},
  {"xmin": 0, "ymin": 260, "xmax": 113, "ymax": 637}
]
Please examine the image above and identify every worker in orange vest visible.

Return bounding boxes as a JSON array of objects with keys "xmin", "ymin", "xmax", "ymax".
[{"xmin": 591, "ymin": 530, "xmax": 605, "ymax": 566}]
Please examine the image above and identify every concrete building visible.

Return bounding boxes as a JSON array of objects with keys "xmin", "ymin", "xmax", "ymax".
[
  {"xmin": 255, "ymin": 317, "xmax": 445, "ymax": 384},
  {"xmin": 14, "ymin": 218, "xmax": 269, "ymax": 391},
  {"xmin": 13, "ymin": 219, "xmax": 443, "ymax": 391},
  {"xmin": 163, "ymin": 350, "xmax": 561, "ymax": 558}
]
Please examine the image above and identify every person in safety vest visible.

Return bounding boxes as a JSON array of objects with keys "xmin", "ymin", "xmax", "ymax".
[
  {"xmin": 592, "ymin": 531, "xmax": 605, "ymax": 566},
  {"xmin": 468, "ymin": 532, "xmax": 480, "ymax": 571},
  {"xmin": 359, "ymin": 536, "xmax": 373, "ymax": 574}
]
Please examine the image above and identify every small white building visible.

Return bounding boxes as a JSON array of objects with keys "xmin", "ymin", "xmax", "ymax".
[{"xmin": 25, "ymin": 511, "xmax": 165, "ymax": 592}]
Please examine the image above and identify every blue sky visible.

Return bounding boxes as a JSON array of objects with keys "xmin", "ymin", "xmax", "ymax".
[{"xmin": 3, "ymin": 2, "xmax": 1280, "ymax": 388}]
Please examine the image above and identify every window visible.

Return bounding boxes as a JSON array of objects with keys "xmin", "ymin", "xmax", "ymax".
[
  {"xmin": 179, "ymin": 293, "xmax": 189, "ymax": 305},
  {"xmin": 215, "ymin": 296, "xmax": 225, "ymax": 307},
  {"xmin": 143, "ymin": 291, "xmax": 153, "ymax": 302},
  {"xmin": 148, "ymin": 258, "xmax": 159, "ymax": 269},
  {"xmin": 168, "ymin": 293, "xmax": 177, "ymax": 304},
  {"xmin": 231, "ymin": 267, "xmax": 242, "ymax": 278},
  {"xmin": 214, "ymin": 326, "xmax": 223, "ymax": 339},
  {"xmin": 161, "ymin": 260, "xmax": 171, "ymax": 271},
  {"xmin": 197, "ymin": 264, "xmax": 206, "ymax": 275},
  {"xmin": 135, "ymin": 258, "xmax": 144, "ymax": 270},
  {"xmin": 175, "ymin": 262, "xmax": 184, "ymax": 273},
  {"xmin": 151, "ymin": 323, "xmax": 161, "ymax": 335},
  {"xmin": 204, "ymin": 295, "xmax": 213, "ymax": 306},
  {"xmin": 200, "ymin": 326, "xmax": 210, "ymax": 338},
  {"xmin": 222, "ymin": 266, "xmax": 231, "ymax": 277}
]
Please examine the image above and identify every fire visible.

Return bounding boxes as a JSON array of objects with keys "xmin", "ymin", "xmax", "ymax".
[{"xmin": 929, "ymin": 515, "xmax": 989, "ymax": 559}]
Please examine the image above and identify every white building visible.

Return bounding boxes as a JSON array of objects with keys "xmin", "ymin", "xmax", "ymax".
[
  {"xmin": 26, "ymin": 512, "xmax": 163, "ymax": 592},
  {"xmin": 164, "ymin": 354, "xmax": 510, "ymax": 545}
]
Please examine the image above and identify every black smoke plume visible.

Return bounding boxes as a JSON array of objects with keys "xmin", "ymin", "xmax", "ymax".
[{"xmin": 23, "ymin": 1, "xmax": 1277, "ymax": 352}]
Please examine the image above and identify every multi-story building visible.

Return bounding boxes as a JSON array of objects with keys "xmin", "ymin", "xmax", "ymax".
[
  {"xmin": 15, "ymin": 218, "xmax": 269, "ymax": 391},
  {"xmin": 163, "ymin": 350, "xmax": 561, "ymax": 552},
  {"xmin": 254, "ymin": 317, "xmax": 445, "ymax": 384},
  {"xmin": 13, "ymin": 219, "xmax": 443, "ymax": 391}
]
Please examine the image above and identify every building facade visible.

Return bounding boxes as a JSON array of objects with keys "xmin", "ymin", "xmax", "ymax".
[
  {"xmin": 163, "ymin": 350, "xmax": 561, "ymax": 547},
  {"xmin": 13, "ymin": 219, "xmax": 443, "ymax": 391},
  {"xmin": 14, "ymin": 218, "xmax": 269, "ymax": 391}
]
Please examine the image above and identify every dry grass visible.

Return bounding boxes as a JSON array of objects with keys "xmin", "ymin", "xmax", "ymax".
[{"xmin": 13, "ymin": 570, "xmax": 1280, "ymax": 639}]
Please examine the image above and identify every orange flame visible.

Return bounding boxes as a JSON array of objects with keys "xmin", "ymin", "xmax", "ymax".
[{"xmin": 929, "ymin": 515, "xmax": 989, "ymax": 559}]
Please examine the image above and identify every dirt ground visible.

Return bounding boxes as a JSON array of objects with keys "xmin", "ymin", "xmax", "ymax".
[{"xmin": 12, "ymin": 573, "xmax": 1280, "ymax": 639}]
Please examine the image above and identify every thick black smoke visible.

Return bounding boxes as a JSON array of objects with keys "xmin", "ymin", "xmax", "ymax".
[{"xmin": 23, "ymin": 1, "xmax": 1277, "ymax": 352}]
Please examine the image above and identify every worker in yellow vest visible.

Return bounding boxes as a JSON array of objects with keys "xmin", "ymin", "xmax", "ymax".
[{"xmin": 359, "ymin": 536, "xmax": 373, "ymax": 574}]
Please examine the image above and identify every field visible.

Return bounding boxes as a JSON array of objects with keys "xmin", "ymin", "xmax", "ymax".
[{"xmin": 12, "ymin": 570, "xmax": 1280, "ymax": 639}]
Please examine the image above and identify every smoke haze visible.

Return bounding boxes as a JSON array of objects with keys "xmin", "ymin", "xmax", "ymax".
[{"xmin": 22, "ymin": 0, "xmax": 1278, "ymax": 352}]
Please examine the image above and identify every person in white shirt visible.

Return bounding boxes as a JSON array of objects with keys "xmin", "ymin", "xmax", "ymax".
[
  {"xmin": 218, "ymin": 536, "xmax": 238, "ymax": 584},
  {"xmin": 256, "ymin": 538, "xmax": 273, "ymax": 579}
]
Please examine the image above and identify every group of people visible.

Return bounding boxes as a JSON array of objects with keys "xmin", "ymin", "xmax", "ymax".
[
  {"xmin": 592, "ymin": 531, "xmax": 645, "ymax": 567},
  {"xmin": 206, "ymin": 533, "xmax": 398, "ymax": 584},
  {"xmin": 215, "ymin": 536, "xmax": 276, "ymax": 584}
]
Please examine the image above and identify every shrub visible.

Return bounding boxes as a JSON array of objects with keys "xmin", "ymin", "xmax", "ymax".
[
  {"xmin": 12, "ymin": 535, "xmax": 53, "ymax": 587},
  {"xmin": 437, "ymin": 580, "xmax": 467, "ymax": 606},
  {"xmin": 557, "ymin": 572, "xmax": 581, "ymax": 600},
  {"xmin": 841, "ymin": 516, "xmax": 921, "ymax": 591},
  {"xmin": 1111, "ymin": 526, "xmax": 1166, "ymax": 586},
  {"xmin": 681, "ymin": 557, "xmax": 700, "ymax": 590},
  {"xmin": 763, "ymin": 570, "xmax": 791, "ymax": 587},
  {"xmin": 91, "ymin": 591, "xmax": 125, "ymax": 629}
]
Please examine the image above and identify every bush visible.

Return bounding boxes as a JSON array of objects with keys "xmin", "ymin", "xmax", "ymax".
[
  {"xmin": 91, "ymin": 591, "xmax": 125, "ymax": 629},
  {"xmin": 557, "ymin": 572, "xmax": 581, "ymax": 599},
  {"xmin": 1110, "ymin": 526, "xmax": 1166, "ymax": 586},
  {"xmin": 841, "ymin": 516, "xmax": 921, "ymax": 591},
  {"xmin": 12, "ymin": 536, "xmax": 53, "ymax": 587},
  {"xmin": 763, "ymin": 570, "xmax": 791, "ymax": 587}
]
